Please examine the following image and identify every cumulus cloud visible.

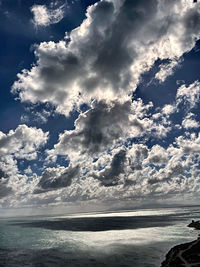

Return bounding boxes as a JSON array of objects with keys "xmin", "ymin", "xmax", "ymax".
[
  {"xmin": 80, "ymin": 138, "xmax": 200, "ymax": 202},
  {"xmin": 92, "ymin": 149, "xmax": 127, "ymax": 187},
  {"xmin": 176, "ymin": 132, "xmax": 200, "ymax": 154},
  {"xmin": 176, "ymin": 80, "xmax": 200, "ymax": 109},
  {"xmin": 146, "ymin": 145, "xmax": 168, "ymax": 166},
  {"xmin": 155, "ymin": 59, "xmax": 181, "ymax": 83},
  {"xmin": 3, "ymin": 0, "xmax": 200, "ymax": 208},
  {"xmin": 12, "ymin": 0, "xmax": 200, "ymax": 116},
  {"xmin": 9, "ymin": 127, "xmax": 200, "ymax": 207},
  {"xmin": 0, "ymin": 169, "xmax": 12, "ymax": 199},
  {"xmin": 31, "ymin": 3, "xmax": 65, "ymax": 27},
  {"xmin": 47, "ymin": 99, "xmax": 154, "ymax": 163},
  {"xmin": 0, "ymin": 124, "xmax": 49, "ymax": 160},
  {"xmin": 182, "ymin": 113, "xmax": 200, "ymax": 129},
  {"xmin": 34, "ymin": 165, "xmax": 80, "ymax": 193},
  {"xmin": 162, "ymin": 104, "xmax": 176, "ymax": 116},
  {"xmin": 0, "ymin": 125, "xmax": 48, "ymax": 202}
]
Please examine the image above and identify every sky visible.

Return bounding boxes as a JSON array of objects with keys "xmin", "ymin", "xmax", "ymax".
[{"xmin": 1, "ymin": 0, "xmax": 200, "ymax": 216}]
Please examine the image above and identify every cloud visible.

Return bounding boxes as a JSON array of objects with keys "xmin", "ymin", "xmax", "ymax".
[
  {"xmin": 0, "ymin": 124, "xmax": 49, "ymax": 160},
  {"xmin": 146, "ymin": 145, "xmax": 168, "ymax": 165},
  {"xmin": 176, "ymin": 132, "xmax": 200, "ymax": 154},
  {"xmin": 176, "ymin": 81, "xmax": 200, "ymax": 109},
  {"xmin": 155, "ymin": 59, "xmax": 181, "ymax": 83},
  {"xmin": 10, "ymin": 127, "xmax": 200, "ymax": 207},
  {"xmin": 21, "ymin": 108, "xmax": 52, "ymax": 124},
  {"xmin": 3, "ymin": 1, "xmax": 200, "ymax": 208},
  {"xmin": 0, "ymin": 125, "xmax": 48, "ymax": 203},
  {"xmin": 161, "ymin": 104, "xmax": 176, "ymax": 117},
  {"xmin": 0, "ymin": 169, "xmax": 12, "ymax": 199},
  {"xmin": 46, "ymin": 99, "xmax": 154, "ymax": 163},
  {"xmin": 73, "ymin": 137, "xmax": 200, "ymax": 203},
  {"xmin": 34, "ymin": 165, "xmax": 80, "ymax": 193},
  {"xmin": 12, "ymin": 0, "xmax": 200, "ymax": 116},
  {"xmin": 182, "ymin": 113, "xmax": 200, "ymax": 129},
  {"xmin": 31, "ymin": 3, "xmax": 65, "ymax": 27},
  {"xmin": 92, "ymin": 149, "xmax": 127, "ymax": 187}
]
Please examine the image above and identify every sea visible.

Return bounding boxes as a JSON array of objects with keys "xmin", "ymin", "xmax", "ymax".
[{"xmin": 0, "ymin": 206, "xmax": 200, "ymax": 267}]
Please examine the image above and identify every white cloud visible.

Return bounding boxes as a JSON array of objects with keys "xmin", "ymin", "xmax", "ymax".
[
  {"xmin": 46, "ymin": 99, "xmax": 155, "ymax": 164},
  {"xmin": 3, "ymin": 0, "xmax": 200, "ymax": 208},
  {"xmin": 176, "ymin": 80, "xmax": 200, "ymax": 109},
  {"xmin": 24, "ymin": 166, "xmax": 33, "ymax": 175},
  {"xmin": 6, "ymin": 128, "xmax": 200, "ymax": 208},
  {"xmin": 21, "ymin": 109, "xmax": 52, "ymax": 124},
  {"xmin": 0, "ymin": 124, "xmax": 48, "ymax": 159},
  {"xmin": 162, "ymin": 104, "xmax": 176, "ymax": 116},
  {"xmin": 31, "ymin": 3, "xmax": 65, "ymax": 27},
  {"xmin": 176, "ymin": 132, "xmax": 200, "ymax": 154},
  {"xmin": 155, "ymin": 59, "xmax": 181, "ymax": 83},
  {"xmin": 12, "ymin": 0, "xmax": 200, "ymax": 116},
  {"xmin": 146, "ymin": 145, "xmax": 168, "ymax": 166},
  {"xmin": 182, "ymin": 113, "xmax": 200, "ymax": 129},
  {"xmin": 0, "ymin": 125, "xmax": 48, "ymax": 203}
]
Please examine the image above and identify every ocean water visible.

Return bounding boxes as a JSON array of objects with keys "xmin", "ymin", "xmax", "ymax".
[{"xmin": 0, "ymin": 206, "xmax": 200, "ymax": 267}]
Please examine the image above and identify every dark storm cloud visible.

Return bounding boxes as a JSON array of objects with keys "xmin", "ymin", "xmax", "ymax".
[
  {"xmin": 92, "ymin": 149, "xmax": 127, "ymax": 187},
  {"xmin": 35, "ymin": 51, "xmax": 83, "ymax": 100},
  {"xmin": 34, "ymin": 165, "xmax": 80, "ymax": 193},
  {"xmin": 80, "ymin": 0, "xmax": 156, "ymax": 91}
]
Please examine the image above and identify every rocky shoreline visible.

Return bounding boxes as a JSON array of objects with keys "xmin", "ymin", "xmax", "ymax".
[{"xmin": 161, "ymin": 220, "xmax": 200, "ymax": 267}]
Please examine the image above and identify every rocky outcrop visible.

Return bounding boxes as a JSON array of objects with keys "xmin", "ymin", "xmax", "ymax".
[
  {"xmin": 161, "ymin": 238, "xmax": 200, "ymax": 266},
  {"xmin": 188, "ymin": 220, "xmax": 200, "ymax": 230},
  {"xmin": 161, "ymin": 220, "xmax": 200, "ymax": 266}
]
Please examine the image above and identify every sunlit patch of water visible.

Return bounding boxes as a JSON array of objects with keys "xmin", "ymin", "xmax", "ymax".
[{"xmin": 0, "ymin": 206, "xmax": 200, "ymax": 266}]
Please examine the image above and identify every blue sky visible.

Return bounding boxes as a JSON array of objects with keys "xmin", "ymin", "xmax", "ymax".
[{"xmin": 1, "ymin": 0, "xmax": 200, "ymax": 214}]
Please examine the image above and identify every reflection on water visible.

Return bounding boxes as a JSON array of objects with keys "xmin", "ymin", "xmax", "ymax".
[{"xmin": 0, "ymin": 207, "xmax": 200, "ymax": 267}]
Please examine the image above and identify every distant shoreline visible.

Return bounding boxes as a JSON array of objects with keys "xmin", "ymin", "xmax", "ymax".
[{"xmin": 1, "ymin": 204, "xmax": 200, "ymax": 220}]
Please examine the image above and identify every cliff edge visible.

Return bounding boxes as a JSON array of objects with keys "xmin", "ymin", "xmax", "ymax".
[
  {"xmin": 161, "ymin": 238, "xmax": 200, "ymax": 266},
  {"xmin": 161, "ymin": 220, "xmax": 200, "ymax": 266}
]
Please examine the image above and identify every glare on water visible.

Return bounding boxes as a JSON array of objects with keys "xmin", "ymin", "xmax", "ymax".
[{"xmin": 0, "ymin": 207, "xmax": 199, "ymax": 266}]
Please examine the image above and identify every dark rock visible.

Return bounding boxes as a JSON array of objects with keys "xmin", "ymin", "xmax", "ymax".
[
  {"xmin": 188, "ymin": 220, "xmax": 200, "ymax": 230},
  {"xmin": 161, "ymin": 239, "xmax": 200, "ymax": 267}
]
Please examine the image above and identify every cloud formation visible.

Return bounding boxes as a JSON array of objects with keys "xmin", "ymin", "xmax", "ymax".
[
  {"xmin": 182, "ymin": 113, "xmax": 200, "ymax": 129},
  {"xmin": 12, "ymin": 0, "xmax": 200, "ymax": 116},
  {"xmin": 0, "ymin": 124, "xmax": 48, "ymax": 160},
  {"xmin": 0, "ymin": 125, "xmax": 48, "ymax": 203},
  {"xmin": 92, "ymin": 149, "xmax": 127, "ymax": 187},
  {"xmin": 47, "ymin": 99, "xmax": 153, "ymax": 163},
  {"xmin": 34, "ymin": 165, "xmax": 80, "ymax": 193},
  {"xmin": 31, "ymin": 3, "xmax": 65, "ymax": 27},
  {"xmin": 2, "ymin": 0, "xmax": 200, "ymax": 210},
  {"xmin": 176, "ymin": 81, "xmax": 200, "ymax": 109},
  {"xmin": 0, "ymin": 169, "xmax": 12, "ymax": 199}
]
